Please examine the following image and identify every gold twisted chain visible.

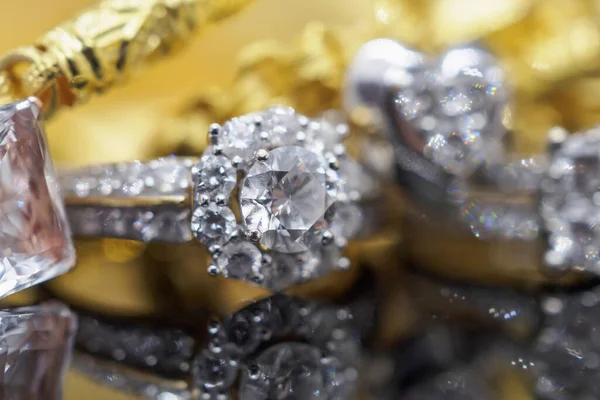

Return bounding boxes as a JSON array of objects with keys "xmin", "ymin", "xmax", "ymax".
[{"xmin": 0, "ymin": 0, "xmax": 255, "ymax": 119}]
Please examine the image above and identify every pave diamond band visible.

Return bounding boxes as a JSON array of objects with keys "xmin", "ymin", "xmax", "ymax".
[
  {"xmin": 60, "ymin": 157, "xmax": 195, "ymax": 244},
  {"xmin": 60, "ymin": 107, "xmax": 372, "ymax": 291}
]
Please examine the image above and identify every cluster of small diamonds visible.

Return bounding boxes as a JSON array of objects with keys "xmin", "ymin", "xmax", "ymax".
[
  {"xmin": 540, "ymin": 128, "xmax": 600, "ymax": 274},
  {"xmin": 190, "ymin": 106, "xmax": 364, "ymax": 290},
  {"xmin": 393, "ymin": 46, "xmax": 508, "ymax": 176},
  {"xmin": 192, "ymin": 295, "xmax": 360, "ymax": 399},
  {"xmin": 76, "ymin": 314, "xmax": 195, "ymax": 378}
]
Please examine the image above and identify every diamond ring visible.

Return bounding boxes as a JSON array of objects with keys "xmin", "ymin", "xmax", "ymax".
[
  {"xmin": 344, "ymin": 38, "xmax": 600, "ymax": 279},
  {"xmin": 59, "ymin": 107, "xmax": 370, "ymax": 291},
  {"xmin": 72, "ymin": 294, "xmax": 363, "ymax": 400}
]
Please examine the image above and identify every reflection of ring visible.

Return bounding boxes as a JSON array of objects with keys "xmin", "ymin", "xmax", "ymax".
[
  {"xmin": 72, "ymin": 294, "xmax": 363, "ymax": 400},
  {"xmin": 0, "ymin": 99, "xmax": 75, "ymax": 299},
  {"xmin": 59, "ymin": 107, "xmax": 373, "ymax": 291},
  {"xmin": 345, "ymin": 38, "xmax": 600, "ymax": 279}
]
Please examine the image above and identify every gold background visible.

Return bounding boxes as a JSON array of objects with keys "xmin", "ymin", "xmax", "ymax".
[
  {"xmin": 1, "ymin": 0, "xmax": 372, "ymax": 398},
  {"xmin": 3, "ymin": 0, "xmax": 600, "ymax": 398}
]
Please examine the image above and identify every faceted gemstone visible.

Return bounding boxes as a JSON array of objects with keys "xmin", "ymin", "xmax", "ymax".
[
  {"xmin": 0, "ymin": 99, "xmax": 75, "ymax": 298},
  {"xmin": 191, "ymin": 204, "xmax": 237, "ymax": 245},
  {"xmin": 540, "ymin": 129, "xmax": 600, "ymax": 274},
  {"xmin": 193, "ymin": 350, "xmax": 237, "ymax": 390},
  {"xmin": 239, "ymin": 342, "xmax": 326, "ymax": 400},
  {"xmin": 194, "ymin": 155, "xmax": 237, "ymax": 197},
  {"xmin": 240, "ymin": 146, "xmax": 337, "ymax": 253},
  {"xmin": 221, "ymin": 115, "xmax": 262, "ymax": 164},
  {"xmin": 0, "ymin": 303, "xmax": 76, "ymax": 400},
  {"xmin": 262, "ymin": 106, "xmax": 302, "ymax": 148},
  {"xmin": 217, "ymin": 242, "xmax": 263, "ymax": 280}
]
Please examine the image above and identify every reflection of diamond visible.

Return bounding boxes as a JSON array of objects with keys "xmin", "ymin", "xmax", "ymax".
[
  {"xmin": 240, "ymin": 146, "xmax": 337, "ymax": 253},
  {"xmin": 0, "ymin": 99, "xmax": 75, "ymax": 298},
  {"xmin": 0, "ymin": 304, "xmax": 76, "ymax": 398},
  {"xmin": 193, "ymin": 350, "xmax": 238, "ymax": 391},
  {"xmin": 217, "ymin": 242, "xmax": 263, "ymax": 280},
  {"xmin": 239, "ymin": 342, "xmax": 331, "ymax": 400},
  {"xmin": 266, "ymin": 252, "xmax": 320, "ymax": 290},
  {"xmin": 540, "ymin": 130, "xmax": 600, "ymax": 274}
]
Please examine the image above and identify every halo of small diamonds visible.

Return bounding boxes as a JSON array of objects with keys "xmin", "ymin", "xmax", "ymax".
[{"xmin": 191, "ymin": 106, "xmax": 363, "ymax": 290}]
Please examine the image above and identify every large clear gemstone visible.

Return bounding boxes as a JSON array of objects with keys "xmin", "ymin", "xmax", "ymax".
[
  {"xmin": 240, "ymin": 146, "xmax": 337, "ymax": 253},
  {"xmin": 0, "ymin": 303, "xmax": 76, "ymax": 399},
  {"xmin": 0, "ymin": 99, "xmax": 75, "ymax": 298},
  {"xmin": 239, "ymin": 342, "xmax": 326, "ymax": 400}
]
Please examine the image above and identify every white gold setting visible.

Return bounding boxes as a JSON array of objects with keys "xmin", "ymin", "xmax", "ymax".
[
  {"xmin": 344, "ymin": 37, "xmax": 600, "ymax": 279},
  {"xmin": 191, "ymin": 106, "xmax": 364, "ymax": 290}
]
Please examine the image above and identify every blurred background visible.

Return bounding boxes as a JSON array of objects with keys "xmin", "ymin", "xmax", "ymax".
[{"xmin": 4, "ymin": 0, "xmax": 600, "ymax": 398}]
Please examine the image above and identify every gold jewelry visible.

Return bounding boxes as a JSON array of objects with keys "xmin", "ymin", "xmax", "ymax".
[
  {"xmin": 0, "ymin": 0, "xmax": 256, "ymax": 303},
  {"xmin": 0, "ymin": 0, "xmax": 256, "ymax": 119}
]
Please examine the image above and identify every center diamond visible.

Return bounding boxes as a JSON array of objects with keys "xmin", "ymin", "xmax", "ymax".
[{"xmin": 240, "ymin": 146, "xmax": 336, "ymax": 253}]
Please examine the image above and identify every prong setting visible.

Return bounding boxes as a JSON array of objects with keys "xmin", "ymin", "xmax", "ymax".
[{"xmin": 255, "ymin": 149, "xmax": 269, "ymax": 162}]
